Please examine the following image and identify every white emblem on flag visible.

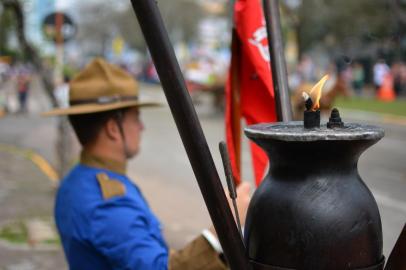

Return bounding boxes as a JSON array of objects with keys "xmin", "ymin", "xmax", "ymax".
[{"xmin": 248, "ymin": 26, "xmax": 270, "ymax": 62}]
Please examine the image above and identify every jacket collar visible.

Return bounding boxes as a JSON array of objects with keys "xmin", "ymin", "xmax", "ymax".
[{"xmin": 80, "ymin": 151, "xmax": 126, "ymax": 175}]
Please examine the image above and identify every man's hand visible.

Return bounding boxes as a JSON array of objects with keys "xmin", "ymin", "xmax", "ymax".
[
  {"xmin": 232, "ymin": 182, "xmax": 251, "ymax": 227},
  {"xmin": 209, "ymin": 182, "xmax": 251, "ymax": 237}
]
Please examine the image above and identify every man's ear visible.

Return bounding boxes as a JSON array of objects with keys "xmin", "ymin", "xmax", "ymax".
[{"xmin": 104, "ymin": 118, "xmax": 121, "ymax": 141}]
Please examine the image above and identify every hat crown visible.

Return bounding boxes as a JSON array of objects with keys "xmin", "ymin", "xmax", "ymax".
[
  {"xmin": 69, "ymin": 58, "xmax": 138, "ymax": 102},
  {"xmin": 42, "ymin": 58, "xmax": 159, "ymax": 116}
]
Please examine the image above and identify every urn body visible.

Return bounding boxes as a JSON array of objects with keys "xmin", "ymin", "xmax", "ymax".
[{"xmin": 244, "ymin": 123, "xmax": 385, "ymax": 270}]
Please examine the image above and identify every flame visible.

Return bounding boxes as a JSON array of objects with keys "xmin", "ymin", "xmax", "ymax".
[{"xmin": 309, "ymin": 75, "xmax": 329, "ymax": 111}]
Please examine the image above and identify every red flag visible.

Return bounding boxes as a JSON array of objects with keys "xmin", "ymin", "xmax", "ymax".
[{"xmin": 225, "ymin": 0, "xmax": 277, "ymax": 186}]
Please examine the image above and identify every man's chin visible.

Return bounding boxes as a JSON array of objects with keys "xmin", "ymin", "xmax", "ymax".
[{"xmin": 126, "ymin": 149, "xmax": 139, "ymax": 159}]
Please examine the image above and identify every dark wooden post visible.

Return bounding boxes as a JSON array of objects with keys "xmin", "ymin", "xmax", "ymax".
[{"xmin": 130, "ymin": 1, "xmax": 251, "ymax": 269}]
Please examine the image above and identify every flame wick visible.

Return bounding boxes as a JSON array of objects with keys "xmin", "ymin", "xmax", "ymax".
[
  {"xmin": 302, "ymin": 92, "xmax": 310, "ymax": 101},
  {"xmin": 302, "ymin": 92, "xmax": 313, "ymax": 111},
  {"xmin": 309, "ymin": 75, "xmax": 329, "ymax": 111}
]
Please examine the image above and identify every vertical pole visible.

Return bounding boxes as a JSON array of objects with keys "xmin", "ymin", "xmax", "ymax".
[
  {"xmin": 385, "ymin": 223, "xmax": 406, "ymax": 270},
  {"xmin": 54, "ymin": 10, "xmax": 71, "ymax": 178},
  {"xmin": 54, "ymin": 12, "xmax": 64, "ymax": 86},
  {"xmin": 130, "ymin": 1, "xmax": 251, "ymax": 269},
  {"xmin": 229, "ymin": 30, "xmax": 242, "ymax": 183},
  {"xmin": 228, "ymin": 0, "xmax": 242, "ymax": 183},
  {"xmin": 262, "ymin": 0, "xmax": 292, "ymax": 122}
]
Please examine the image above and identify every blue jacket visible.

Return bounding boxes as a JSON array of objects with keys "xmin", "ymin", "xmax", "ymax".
[{"xmin": 55, "ymin": 164, "xmax": 169, "ymax": 270}]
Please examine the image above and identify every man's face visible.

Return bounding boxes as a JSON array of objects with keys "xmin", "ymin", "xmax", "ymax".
[{"xmin": 122, "ymin": 107, "xmax": 144, "ymax": 158}]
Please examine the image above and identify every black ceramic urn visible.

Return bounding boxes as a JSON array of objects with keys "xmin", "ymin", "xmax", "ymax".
[{"xmin": 244, "ymin": 122, "xmax": 385, "ymax": 270}]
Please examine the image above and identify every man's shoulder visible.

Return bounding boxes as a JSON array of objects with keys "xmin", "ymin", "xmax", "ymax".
[
  {"xmin": 58, "ymin": 165, "xmax": 140, "ymax": 203},
  {"xmin": 55, "ymin": 166, "xmax": 138, "ymax": 229},
  {"xmin": 59, "ymin": 165, "xmax": 100, "ymax": 194},
  {"xmin": 95, "ymin": 172, "xmax": 127, "ymax": 200}
]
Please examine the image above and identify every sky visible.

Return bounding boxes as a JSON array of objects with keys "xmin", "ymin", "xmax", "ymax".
[{"xmin": 55, "ymin": 0, "xmax": 77, "ymax": 10}]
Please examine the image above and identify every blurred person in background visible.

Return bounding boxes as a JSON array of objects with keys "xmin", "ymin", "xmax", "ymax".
[
  {"xmin": 0, "ymin": 61, "xmax": 10, "ymax": 85},
  {"xmin": 43, "ymin": 58, "xmax": 251, "ymax": 270},
  {"xmin": 16, "ymin": 63, "xmax": 32, "ymax": 113},
  {"xmin": 400, "ymin": 63, "xmax": 406, "ymax": 97},
  {"xmin": 54, "ymin": 75, "xmax": 70, "ymax": 109},
  {"xmin": 351, "ymin": 62, "xmax": 365, "ymax": 96},
  {"xmin": 320, "ymin": 60, "xmax": 351, "ymax": 110},
  {"xmin": 373, "ymin": 59, "xmax": 390, "ymax": 91},
  {"xmin": 297, "ymin": 54, "xmax": 317, "ymax": 83},
  {"xmin": 392, "ymin": 61, "xmax": 406, "ymax": 97}
]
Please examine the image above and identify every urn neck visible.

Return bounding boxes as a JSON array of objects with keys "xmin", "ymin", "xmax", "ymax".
[
  {"xmin": 244, "ymin": 122, "xmax": 384, "ymax": 177},
  {"xmin": 253, "ymin": 138, "xmax": 379, "ymax": 177}
]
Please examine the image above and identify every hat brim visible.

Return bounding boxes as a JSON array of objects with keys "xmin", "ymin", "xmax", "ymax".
[{"xmin": 42, "ymin": 100, "xmax": 162, "ymax": 116}]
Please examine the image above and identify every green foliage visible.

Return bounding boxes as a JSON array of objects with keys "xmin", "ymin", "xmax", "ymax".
[
  {"xmin": 289, "ymin": 0, "xmax": 406, "ymax": 60},
  {"xmin": 0, "ymin": 47, "xmax": 21, "ymax": 61},
  {"xmin": 0, "ymin": 4, "xmax": 17, "ymax": 54},
  {"xmin": 0, "ymin": 219, "xmax": 61, "ymax": 246},
  {"xmin": 0, "ymin": 221, "xmax": 28, "ymax": 244},
  {"xmin": 44, "ymin": 238, "xmax": 61, "ymax": 245}
]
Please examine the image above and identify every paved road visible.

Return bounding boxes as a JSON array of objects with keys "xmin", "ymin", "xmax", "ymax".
[
  {"xmin": 0, "ymin": 79, "xmax": 405, "ymax": 268},
  {"xmin": 0, "ymin": 150, "xmax": 65, "ymax": 270}
]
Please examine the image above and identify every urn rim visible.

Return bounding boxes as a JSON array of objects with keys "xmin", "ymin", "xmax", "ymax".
[{"xmin": 244, "ymin": 121, "xmax": 384, "ymax": 142}]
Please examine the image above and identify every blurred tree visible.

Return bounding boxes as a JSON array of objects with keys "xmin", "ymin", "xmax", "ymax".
[
  {"xmin": 2, "ymin": 0, "xmax": 74, "ymax": 178},
  {"xmin": 0, "ymin": 2, "xmax": 16, "ymax": 55},
  {"xmin": 389, "ymin": 0, "xmax": 406, "ymax": 25},
  {"xmin": 157, "ymin": 0, "xmax": 204, "ymax": 42},
  {"xmin": 1, "ymin": 0, "xmax": 57, "ymax": 106},
  {"xmin": 282, "ymin": 0, "xmax": 405, "ymax": 61},
  {"xmin": 75, "ymin": 0, "xmax": 203, "ymax": 55},
  {"xmin": 74, "ymin": 2, "xmax": 129, "ymax": 56}
]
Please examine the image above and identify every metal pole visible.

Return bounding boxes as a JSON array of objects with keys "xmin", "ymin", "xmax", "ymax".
[
  {"xmin": 54, "ymin": 10, "xmax": 72, "ymax": 178},
  {"xmin": 263, "ymin": 0, "xmax": 292, "ymax": 122},
  {"xmin": 130, "ymin": 1, "xmax": 251, "ymax": 269},
  {"xmin": 54, "ymin": 12, "xmax": 64, "ymax": 86}
]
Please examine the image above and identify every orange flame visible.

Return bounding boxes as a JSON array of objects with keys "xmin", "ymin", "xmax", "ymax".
[{"xmin": 309, "ymin": 75, "xmax": 329, "ymax": 111}]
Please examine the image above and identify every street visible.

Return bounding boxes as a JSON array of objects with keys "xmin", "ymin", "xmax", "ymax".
[
  {"xmin": 134, "ymin": 84, "xmax": 406, "ymax": 256},
  {"xmin": 0, "ymin": 79, "xmax": 405, "ymax": 269}
]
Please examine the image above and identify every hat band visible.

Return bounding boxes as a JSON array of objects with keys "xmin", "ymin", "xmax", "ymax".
[{"xmin": 70, "ymin": 95, "xmax": 138, "ymax": 106}]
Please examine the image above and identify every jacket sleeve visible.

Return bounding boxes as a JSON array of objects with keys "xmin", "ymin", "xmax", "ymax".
[
  {"xmin": 90, "ymin": 197, "xmax": 169, "ymax": 270},
  {"xmin": 169, "ymin": 235, "xmax": 228, "ymax": 270}
]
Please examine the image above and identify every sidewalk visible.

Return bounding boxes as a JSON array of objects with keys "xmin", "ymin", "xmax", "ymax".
[
  {"xmin": 339, "ymin": 108, "xmax": 406, "ymax": 127},
  {"xmin": 0, "ymin": 148, "xmax": 66, "ymax": 270}
]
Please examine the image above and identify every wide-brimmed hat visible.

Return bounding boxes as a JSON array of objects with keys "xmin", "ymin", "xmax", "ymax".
[{"xmin": 43, "ymin": 58, "xmax": 160, "ymax": 116}]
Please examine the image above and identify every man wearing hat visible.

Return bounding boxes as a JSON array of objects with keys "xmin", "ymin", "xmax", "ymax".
[{"xmin": 44, "ymin": 58, "xmax": 250, "ymax": 269}]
